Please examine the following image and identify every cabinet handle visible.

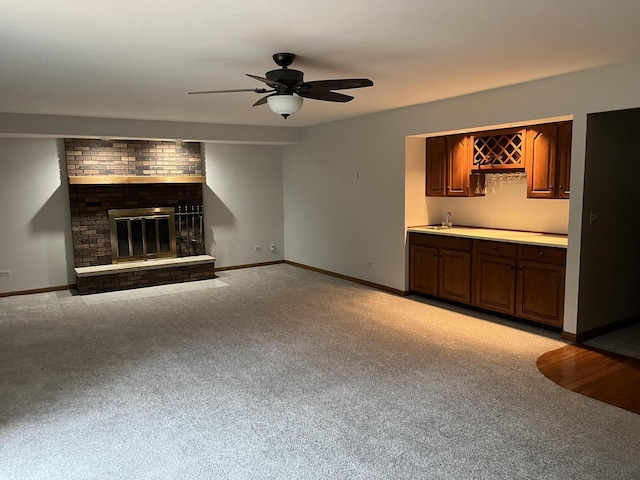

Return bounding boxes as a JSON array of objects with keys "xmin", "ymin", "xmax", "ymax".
[
  {"xmin": 492, "ymin": 246, "xmax": 498, "ymax": 250},
  {"xmin": 433, "ymin": 253, "xmax": 437, "ymax": 258},
  {"xmin": 559, "ymin": 186, "xmax": 564, "ymax": 190},
  {"xmin": 539, "ymin": 251, "xmax": 545, "ymax": 256},
  {"xmin": 510, "ymin": 266, "xmax": 515, "ymax": 270},
  {"xmin": 549, "ymin": 185, "xmax": 554, "ymax": 189}
]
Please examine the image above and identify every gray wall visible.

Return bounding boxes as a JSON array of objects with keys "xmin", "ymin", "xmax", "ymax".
[
  {"xmin": 204, "ymin": 143, "xmax": 285, "ymax": 268},
  {"xmin": 0, "ymin": 138, "xmax": 75, "ymax": 293}
]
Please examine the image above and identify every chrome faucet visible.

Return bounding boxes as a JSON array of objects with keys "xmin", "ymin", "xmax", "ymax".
[{"xmin": 445, "ymin": 211, "xmax": 453, "ymax": 228}]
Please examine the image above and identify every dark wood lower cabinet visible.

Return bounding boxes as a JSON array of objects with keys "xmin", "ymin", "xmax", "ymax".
[
  {"xmin": 408, "ymin": 233, "xmax": 472, "ymax": 303},
  {"xmin": 473, "ymin": 253, "xmax": 517, "ymax": 314},
  {"xmin": 409, "ymin": 244, "xmax": 438, "ymax": 296},
  {"xmin": 439, "ymin": 249, "xmax": 471, "ymax": 303},
  {"xmin": 516, "ymin": 260, "xmax": 565, "ymax": 326},
  {"xmin": 409, "ymin": 233, "xmax": 566, "ymax": 328}
]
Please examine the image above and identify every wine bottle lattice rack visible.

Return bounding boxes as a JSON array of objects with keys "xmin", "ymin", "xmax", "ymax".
[{"xmin": 473, "ymin": 132, "xmax": 523, "ymax": 168}]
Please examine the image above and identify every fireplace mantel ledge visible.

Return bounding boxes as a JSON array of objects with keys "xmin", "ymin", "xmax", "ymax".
[
  {"xmin": 74, "ymin": 255, "xmax": 215, "ymax": 277},
  {"xmin": 68, "ymin": 175, "xmax": 206, "ymax": 185}
]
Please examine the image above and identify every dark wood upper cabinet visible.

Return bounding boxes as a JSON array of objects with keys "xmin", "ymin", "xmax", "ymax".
[
  {"xmin": 447, "ymin": 135, "xmax": 478, "ymax": 197},
  {"xmin": 426, "ymin": 121, "xmax": 572, "ymax": 199},
  {"xmin": 446, "ymin": 134, "xmax": 470, "ymax": 197},
  {"xmin": 526, "ymin": 121, "xmax": 572, "ymax": 199},
  {"xmin": 425, "ymin": 136, "xmax": 447, "ymax": 196},
  {"xmin": 526, "ymin": 123, "xmax": 558, "ymax": 198},
  {"xmin": 426, "ymin": 135, "xmax": 482, "ymax": 197},
  {"xmin": 557, "ymin": 121, "xmax": 572, "ymax": 199}
]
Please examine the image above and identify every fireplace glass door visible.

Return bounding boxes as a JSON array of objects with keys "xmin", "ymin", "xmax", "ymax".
[{"xmin": 109, "ymin": 208, "xmax": 177, "ymax": 263}]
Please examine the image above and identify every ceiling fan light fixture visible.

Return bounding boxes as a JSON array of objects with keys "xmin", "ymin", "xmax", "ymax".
[{"xmin": 267, "ymin": 94, "xmax": 303, "ymax": 119}]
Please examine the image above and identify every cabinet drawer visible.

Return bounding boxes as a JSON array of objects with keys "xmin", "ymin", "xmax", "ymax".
[
  {"xmin": 409, "ymin": 233, "xmax": 472, "ymax": 251},
  {"xmin": 409, "ymin": 232, "xmax": 438, "ymax": 247},
  {"xmin": 438, "ymin": 236, "xmax": 473, "ymax": 251},
  {"xmin": 474, "ymin": 240, "xmax": 517, "ymax": 257},
  {"xmin": 518, "ymin": 245, "xmax": 566, "ymax": 264}
]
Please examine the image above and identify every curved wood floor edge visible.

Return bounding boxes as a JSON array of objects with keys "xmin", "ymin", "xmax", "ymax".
[{"xmin": 537, "ymin": 344, "xmax": 640, "ymax": 415}]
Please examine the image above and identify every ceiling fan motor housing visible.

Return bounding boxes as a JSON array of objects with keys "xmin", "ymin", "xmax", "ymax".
[{"xmin": 266, "ymin": 69, "xmax": 304, "ymax": 92}]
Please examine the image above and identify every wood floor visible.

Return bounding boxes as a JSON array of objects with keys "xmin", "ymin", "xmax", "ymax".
[{"xmin": 538, "ymin": 344, "xmax": 640, "ymax": 415}]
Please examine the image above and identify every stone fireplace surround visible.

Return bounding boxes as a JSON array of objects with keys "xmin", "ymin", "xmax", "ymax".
[{"xmin": 65, "ymin": 139, "xmax": 215, "ymax": 294}]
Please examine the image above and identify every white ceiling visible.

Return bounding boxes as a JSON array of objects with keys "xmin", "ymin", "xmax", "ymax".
[{"xmin": 3, "ymin": 0, "xmax": 640, "ymax": 128}]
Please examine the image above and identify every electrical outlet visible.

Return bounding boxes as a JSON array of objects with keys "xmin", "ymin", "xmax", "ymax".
[
  {"xmin": 254, "ymin": 245, "xmax": 262, "ymax": 251},
  {"xmin": 0, "ymin": 270, "xmax": 11, "ymax": 277},
  {"xmin": 269, "ymin": 244, "xmax": 275, "ymax": 251}
]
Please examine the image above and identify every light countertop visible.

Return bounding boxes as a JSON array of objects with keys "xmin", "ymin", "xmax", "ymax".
[{"xmin": 407, "ymin": 226, "xmax": 568, "ymax": 248}]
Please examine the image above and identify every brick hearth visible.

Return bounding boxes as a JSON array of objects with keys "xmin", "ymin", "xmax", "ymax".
[{"xmin": 75, "ymin": 256, "xmax": 216, "ymax": 295}]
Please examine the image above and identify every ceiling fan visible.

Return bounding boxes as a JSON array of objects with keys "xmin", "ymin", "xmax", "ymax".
[{"xmin": 188, "ymin": 53, "xmax": 374, "ymax": 119}]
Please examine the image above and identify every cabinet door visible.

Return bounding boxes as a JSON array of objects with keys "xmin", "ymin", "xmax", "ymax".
[
  {"xmin": 446, "ymin": 134, "xmax": 470, "ymax": 197},
  {"xmin": 557, "ymin": 121, "xmax": 572, "ymax": 199},
  {"xmin": 410, "ymin": 244, "xmax": 439, "ymax": 295},
  {"xmin": 526, "ymin": 124, "xmax": 559, "ymax": 198},
  {"xmin": 473, "ymin": 254, "xmax": 517, "ymax": 314},
  {"xmin": 516, "ymin": 260, "xmax": 565, "ymax": 326},
  {"xmin": 439, "ymin": 249, "xmax": 471, "ymax": 303},
  {"xmin": 426, "ymin": 137, "xmax": 446, "ymax": 196}
]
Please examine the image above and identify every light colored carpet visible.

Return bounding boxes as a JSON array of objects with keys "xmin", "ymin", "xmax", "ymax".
[{"xmin": 1, "ymin": 264, "xmax": 639, "ymax": 479}]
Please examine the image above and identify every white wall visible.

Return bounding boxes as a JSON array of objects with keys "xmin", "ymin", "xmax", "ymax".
[
  {"xmin": 283, "ymin": 119, "xmax": 406, "ymax": 288},
  {"xmin": 422, "ymin": 181, "xmax": 570, "ymax": 234},
  {"xmin": 0, "ymin": 138, "xmax": 75, "ymax": 293},
  {"xmin": 204, "ymin": 143, "xmax": 285, "ymax": 268},
  {"xmin": 283, "ymin": 59, "xmax": 640, "ymax": 334}
]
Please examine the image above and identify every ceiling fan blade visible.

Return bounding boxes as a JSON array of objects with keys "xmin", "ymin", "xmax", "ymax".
[
  {"xmin": 298, "ymin": 78, "xmax": 373, "ymax": 92},
  {"xmin": 188, "ymin": 88, "xmax": 271, "ymax": 95},
  {"xmin": 297, "ymin": 89, "xmax": 354, "ymax": 103},
  {"xmin": 252, "ymin": 94, "xmax": 276, "ymax": 107},
  {"xmin": 246, "ymin": 74, "xmax": 289, "ymax": 90}
]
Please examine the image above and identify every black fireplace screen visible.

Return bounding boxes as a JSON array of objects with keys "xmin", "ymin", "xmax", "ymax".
[{"xmin": 108, "ymin": 207, "xmax": 177, "ymax": 263}]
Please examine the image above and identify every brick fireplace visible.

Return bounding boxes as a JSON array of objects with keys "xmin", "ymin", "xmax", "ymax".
[{"xmin": 65, "ymin": 139, "xmax": 215, "ymax": 294}]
